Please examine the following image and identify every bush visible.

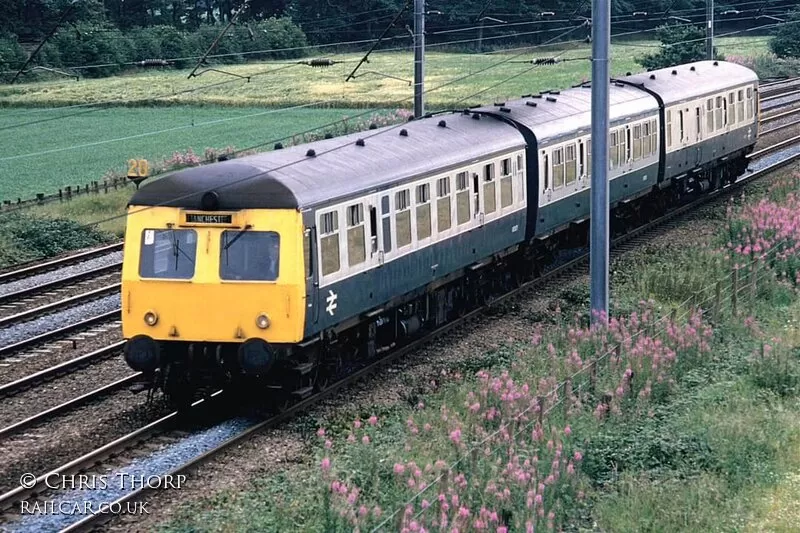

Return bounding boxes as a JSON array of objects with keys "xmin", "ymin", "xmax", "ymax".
[
  {"xmin": 47, "ymin": 22, "xmax": 134, "ymax": 77},
  {"xmin": 0, "ymin": 36, "xmax": 26, "ymax": 81},
  {"xmin": 0, "ymin": 213, "xmax": 111, "ymax": 267},
  {"xmin": 726, "ymin": 53, "xmax": 800, "ymax": 79},
  {"xmin": 639, "ymin": 23, "xmax": 721, "ymax": 71},
  {"xmin": 770, "ymin": 9, "xmax": 800, "ymax": 58}
]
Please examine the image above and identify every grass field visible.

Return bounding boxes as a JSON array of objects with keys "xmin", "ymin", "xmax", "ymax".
[
  {"xmin": 0, "ymin": 37, "xmax": 769, "ymax": 109},
  {"xmin": 0, "ymin": 106, "xmax": 384, "ymax": 201}
]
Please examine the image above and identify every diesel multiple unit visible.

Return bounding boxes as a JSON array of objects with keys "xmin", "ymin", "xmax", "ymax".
[{"xmin": 121, "ymin": 60, "xmax": 759, "ymax": 403}]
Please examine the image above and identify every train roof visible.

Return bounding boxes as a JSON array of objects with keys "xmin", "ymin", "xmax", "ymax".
[
  {"xmin": 475, "ymin": 81, "xmax": 658, "ymax": 146},
  {"xmin": 129, "ymin": 111, "xmax": 524, "ymax": 211},
  {"xmin": 622, "ymin": 60, "xmax": 759, "ymax": 106}
]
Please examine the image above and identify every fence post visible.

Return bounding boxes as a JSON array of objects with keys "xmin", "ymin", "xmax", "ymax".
[
  {"xmin": 732, "ymin": 267, "xmax": 739, "ymax": 317},
  {"xmin": 65, "ymin": 186, "xmax": 72, "ymax": 199},
  {"xmin": 750, "ymin": 256, "xmax": 759, "ymax": 305},
  {"xmin": 714, "ymin": 280, "xmax": 722, "ymax": 322},
  {"xmin": 565, "ymin": 378, "xmax": 573, "ymax": 415},
  {"xmin": 589, "ymin": 361, "xmax": 597, "ymax": 394}
]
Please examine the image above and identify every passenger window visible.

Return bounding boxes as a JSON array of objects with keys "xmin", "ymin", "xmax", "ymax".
[
  {"xmin": 727, "ymin": 93, "xmax": 735, "ymax": 125},
  {"xmin": 565, "ymin": 144, "xmax": 577, "ymax": 185},
  {"xmin": 319, "ymin": 211, "xmax": 340, "ymax": 276},
  {"xmin": 483, "ymin": 164, "xmax": 497, "ymax": 214},
  {"xmin": 747, "ymin": 87, "xmax": 754, "ymax": 118},
  {"xmin": 706, "ymin": 99, "xmax": 714, "ymax": 133},
  {"xmin": 456, "ymin": 172, "xmax": 470, "ymax": 225},
  {"xmin": 437, "ymin": 177, "xmax": 452, "ymax": 231},
  {"xmin": 586, "ymin": 139, "xmax": 592, "ymax": 177},
  {"xmin": 609, "ymin": 132, "xmax": 618, "ymax": 168},
  {"xmin": 678, "ymin": 110, "xmax": 684, "ymax": 142},
  {"xmin": 666, "ymin": 111, "xmax": 673, "ymax": 148},
  {"xmin": 737, "ymin": 90, "xmax": 745, "ymax": 122},
  {"xmin": 500, "ymin": 173, "xmax": 513, "ymax": 208},
  {"xmin": 416, "ymin": 183, "xmax": 432, "ymax": 240},
  {"xmin": 553, "ymin": 148, "xmax": 565, "ymax": 188},
  {"xmin": 395, "ymin": 190, "xmax": 412, "ymax": 248},
  {"xmin": 633, "ymin": 125, "xmax": 642, "ymax": 160},
  {"xmin": 626, "ymin": 127, "xmax": 632, "ymax": 161},
  {"xmin": 517, "ymin": 154, "xmax": 524, "ymax": 175},
  {"xmin": 715, "ymin": 96, "xmax": 724, "ymax": 129},
  {"xmin": 346, "ymin": 203, "xmax": 366, "ymax": 267},
  {"xmin": 695, "ymin": 108, "xmax": 701, "ymax": 140},
  {"xmin": 501, "ymin": 158, "xmax": 511, "ymax": 176}
]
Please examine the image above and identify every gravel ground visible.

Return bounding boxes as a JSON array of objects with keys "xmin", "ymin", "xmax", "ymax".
[
  {"xmin": 105, "ymin": 161, "xmax": 800, "ymax": 533},
  {"xmin": 0, "ymin": 328, "xmax": 121, "ymax": 389},
  {"xmin": 0, "ymin": 273, "xmax": 120, "ymax": 321},
  {"xmin": 0, "ymin": 294, "xmax": 119, "ymax": 349},
  {"xmin": 0, "ymin": 354, "xmax": 132, "ymax": 431},
  {"xmin": 0, "ymin": 252, "xmax": 122, "ymax": 299},
  {"xmin": 0, "ymin": 379, "xmax": 173, "ymax": 497}
]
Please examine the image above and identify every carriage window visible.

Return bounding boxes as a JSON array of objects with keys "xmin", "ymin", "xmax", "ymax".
[
  {"xmin": 626, "ymin": 127, "xmax": 632, "ymax": 161},
  {"xmin": 395, "ymin": 190, "xmax": 412, "ymax": 248},
  {"xmin": 633, "ymin": 125, "xmax": 642, "ymax": 160},
  {"xmin": 650, "ymin": 119, "xmax": 658, "ymax": 155},
  {"xmin": 552, "ymin": 147, "xmax": 565, "ymax": 188},
  {"xmin": 517, "ymin": 155, "xmax": 524, "ymax": 174},
  {"xmin": 678, "ymin": 110, "xmax": 685, "ymax": 142},
  {"xmin": 437, "ymin": 177, "xmax": 452, "ymax": 231},
  {"xmin": 586, "ymin": 138, "xmax": 592, "ymax": 177},
  {"xmin": 609, "ymin": 131, "xmax": 619, "ymax": 168},
  {"xmin": 139, "ymin": 229, "xmax": 197, "ymax": 279},
  {"xmin": 728, "ymin": 93, "xmax": 735, "ymax": 125},
  {"xmin": 747, "ymin": 87, "xmax": 754, "ymax": 118},
  {"xmin": 695, "ymin": 107, "xmax": 701, "ymax": 140},
  {"xmin": 381, "ymin": 196, "xmax": 392, "ymax": 253},
  {"xmin": 565, "ymin": 144, "xmax": 577, "ymax": 185},
  {"xmin": 319, "ymin": 211, "xmax": 340, "ymax": 276},
  {"xmin": 484, "ymin": 169, "xmax": 497, "ymax": 214},
  {"xmin": 542, "ymin": 152, "xmax": 550, "ymax": 189},
  {"xmin": 706, "ymin": 99, "xmax": 714, "ymax": 133},
  {"xmin": 666, "ymin": 110, "xmax": 673, "ymax": 148},
  {"xmin": 456, "ymin": 171, "xmax": 470, "ymax": 225},
  {"xmin": 737, "ymin": 90, "xmax": 745, "ymax": 123},
  {"xmin": 642, "ymin": 123, "xmax": 650, "ymax": 157},
  {"xmin": 500, "ymin": 173, "xmax": 513, "ymax": 208},
  {"xmin": 220, "ymin": 231, "xmax": 280, "ymax": 281},
  {"xmin": 484, "ymin": 163, "xmax": 495, "ymax": 182},
  {"xmin": 501, "ymin": 158, "xmax": 511, "ymax": 176},
  {"xmin": 346, "ymin": 203, "xmax": 366, "ymax": 267},
  {"xmin": 416, "ymin": 183, "xmax": 432, "ymax": 240}
]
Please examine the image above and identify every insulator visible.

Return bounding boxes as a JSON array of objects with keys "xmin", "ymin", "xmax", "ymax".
[
  {"xmin": 139, "ymin": 59, "xmax": 170, "ymax": 67},
  {"xmin": 308, "ymin": 58, "xmax": 335, "ymax": 68},
  {"xmin": 533, "ymin": 57, "xmax": 557, "ymax": 65}
]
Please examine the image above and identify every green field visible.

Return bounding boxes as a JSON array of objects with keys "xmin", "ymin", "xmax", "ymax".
[
  {"xmin": 0, "ymin": 37, "xmax": 770, "ymax": 202},
  {"xmin": 0, "ymin": 106, "xmax": 383, "ymax": 201}
]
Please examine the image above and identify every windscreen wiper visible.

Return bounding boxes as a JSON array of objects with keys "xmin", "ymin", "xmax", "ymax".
[{"xmin": 224, "ymin": 224, "xmax": 252, "ymax": 251}]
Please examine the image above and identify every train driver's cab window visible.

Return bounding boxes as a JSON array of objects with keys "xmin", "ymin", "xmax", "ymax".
[
  {"xmin": 220, "ymin": 230, "xmax": 280, "ymax": 281},
  {"xmin": 319, "ymin": 211, "xmax": 340, "ymax": 276},
  {"xmin": 139, "ymin": 229, "xmax": 197, "ymax": 279}
]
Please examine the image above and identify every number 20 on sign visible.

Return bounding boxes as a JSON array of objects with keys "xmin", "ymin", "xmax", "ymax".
[{"xmin": 127, "ymin": 159, "xmax": 150, "ymax": 188}]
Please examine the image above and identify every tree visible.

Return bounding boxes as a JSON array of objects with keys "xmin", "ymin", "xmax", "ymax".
[
  {"xmin": 639, "ymin": 22, "xmax": 719, "ymax": 70},
  {"xmin": 770, "ymin": 8, "xmax": 800, "ymax": 58}
]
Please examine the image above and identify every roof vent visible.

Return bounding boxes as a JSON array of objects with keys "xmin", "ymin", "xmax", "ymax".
[
  {"xmin": 356, "ymin": 138, "xmax": 365, "ymax": 147},
  {"xmin": 324, "ymin": 132, "xmax": 333, "ymax": 139},
  {"xmin": 614, "ymin": 82, "xmax": 625, "ymax": 87},
  {"xmin": 550, "ymin": 90, "xmax": 561, "ymax": 95},
  {"xmin": 532, "ymin": 94, "xmax": 542, "ymax": 99},
  {"xmin": 274, "ymin": 142, "xmax": 284, "ymax": 150},
  {"xmin": 438, "ymin": 120, "xmax": 447, "ymax": 128},
  {"xmin": 472, "ymin": 113, "xmax": 481, "ymax": 120},
  {"xmin": 306, "ymin": 149, "xmax": 316, "ymax": 157},
  {"xmin": 499, "ymin": 107, "xmax": 511, "ymax": 113},
  {"xmin": 400, "ymin": 128, "xmax": 408, "ymax": 136},
  {"xmin": 649, "ymin": 74, "xmax": 656, "ymax": 80},
  {"xmin": 546, "ymin": 96, "xmax": 557, "ymax": 102},
  {"xmin": 522, "ymin": 93, "xmax": 532, "ymax": 98},
  {"xmin": 626, "ymin": 71, "xmax": 632, "ymax": 76},
  {"xmin": 671, "ymin": 70, "xmax": 677, "ymax": 75},
  {"xmin": 217, "ymin": 154, "xmax": 230, "ymax": 162},
  {"xmin": 526, "ymin": 101, "xmax": 538, "ymax": 107},
  {"xmin": 369, "ymin": 123, "xmax": 377, "ymax": 130},
  {"xmin": 713, "ymin": 61, "xmax": 719, "ymax": 66},
  {"xmin": 493, "ymin": 102, "xmax": 505, "ymax": 107},
  {"xmin": 462, "ymin": 109, "xmax": 471, "ymax": 115},
  {"xmin": 690, "ymin": 66, "xmax": 696, "ymax": 71}
]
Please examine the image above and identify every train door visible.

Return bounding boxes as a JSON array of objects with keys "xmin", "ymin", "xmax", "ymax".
[
  {"xmin": 367, "ymin": 194, "xmax": 385, "ymax": 268},
  {"xmin": 379, "ymin": 194, "xmax": 392, "ymax": 266},
  {"xmin": 305, "ymin": 227, "xmax": 320, "ymax": 324}
]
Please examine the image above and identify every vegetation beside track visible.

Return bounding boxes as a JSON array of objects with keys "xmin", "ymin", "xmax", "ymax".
[{"xmin": 159, "ymin": 171, "xmax": 800, "ymax": 532}]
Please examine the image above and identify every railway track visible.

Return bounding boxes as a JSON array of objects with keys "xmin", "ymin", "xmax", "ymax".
[
  {"xmin": 2, "ymin": 141, "xmax": 799, "ymax": 533},
  {"xmin": 0, "ymin": 242, "xmax": 122, "ymax": 286}
]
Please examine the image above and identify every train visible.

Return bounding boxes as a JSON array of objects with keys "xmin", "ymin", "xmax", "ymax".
[{"xmin": 121, "ymin": 60, "xmax": 759, "ymax": 404}]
